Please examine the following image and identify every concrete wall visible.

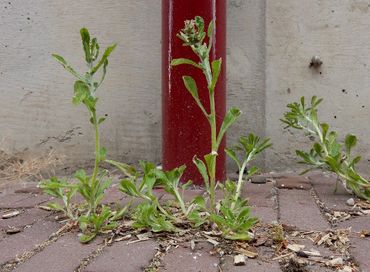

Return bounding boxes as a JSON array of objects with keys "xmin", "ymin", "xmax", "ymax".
[
  {"xmin": 265, "ymin": 0, "xmax": 370, "ymax": 173},
  {"xmin": 1, "ymin": 0, "xmax": 370, "ymax": 173}
]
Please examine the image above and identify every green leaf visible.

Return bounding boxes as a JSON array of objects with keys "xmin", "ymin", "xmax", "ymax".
[
  {"xmin": 191, "ymin": 195, "xmax": 206, "ymax": 209},
  {"xmin": 105, "ymin": 160, "xmax": 137, "ymax": 178},
  {"xmin": 224, "ymin": 233, "xmax": 251, "ymax": 241},
  {"xmin": 119, "ymin": 179, "xmax": 140, "ymax": 197},
  {"xmin": 98, "ymin": 147, "xmax": 107, "ymax": 162},
  {"xmin": 225, "ymin": 148, "xmax": 241, "ymax": 169},
  {"xmin": 79, "ymin": 233, "xmax": 96, "ymax": 244},
  {"xmin": 171, "ymin": 58, "xmax": 201, "ymax": 69},
  {"xmin": 52, "ymin": 54, "xmax": 81, "ymax": 79},
  {"xmin": 217, "ymin": 107, "xmax": 241, "ymax": 147},
  {"xmin": 192, "ymin": 156, "xmax": 210, "ymax": 191},
  {"xmin": 91, "ymin": 44, "xmax": 117, "ymax": 75},
  {"xmin": 182, "ymin": 76, "xmax": 208, "ymax": 117},
  {"xmin": 207, "ymin": 20, "xmax": 214, "ymax": 38},
  {"xmin": 80, "ymin": 28, "xmax": 91, "ymax": 63},
  {"xmin": 73, "ymin": 80, "xmax": 90, "ymax": 105},
  {"xmin": 98, "ymin": 117, "xmax": 106, "ymax": 124},
  {"xmin": 246, "ymin": 166, "xmax": 259, "ymax": 179},
  {"xmin": 204, "ymin": 153, "xmax": 216, "ymax": 180},
  {"xmin": 47, "ymin": 202, "xmax": 65, "ymax": 212},
  {"xmin": 210, "ymin": 59, "xmax": 222, "ymax": 92},
  {"xmin": 345, "ymin": 134, "xmax": 357, "ymax": 155},
  {"xmin": 182, "ymin": 76, "xmax": 199, "ymax": 99},
  {"xmin": 195, "ymin": 16, "xmax": 205, "ymax": 33}
]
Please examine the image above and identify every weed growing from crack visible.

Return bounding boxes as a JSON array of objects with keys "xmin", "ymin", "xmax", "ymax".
[
  {"xmin": 39, "ymin": 28, "xmax": 123, "ymax": 243},
  {"xmin": 281, "ymin": 96, "xmax": 370, "ymax": 200}
]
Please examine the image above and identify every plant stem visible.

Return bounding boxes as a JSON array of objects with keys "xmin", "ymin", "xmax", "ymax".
[
  {"xmin": 90, "ymin": 110, "xmax": 100, "ymax": 214},
  {"xmin": 231, "ymin": 160, "xmax": 248, "ymax": 210},
  {"xmin": 174, "ymin": 190, "xmax": 187, "ymax": 215},
  {"xmin": 209, "ymin": 91, "xmax": 217, "ymax": 212}
]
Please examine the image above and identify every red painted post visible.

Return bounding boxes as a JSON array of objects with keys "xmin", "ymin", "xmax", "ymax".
[{"xmin": 162, "ymin": 0, "xmax": 226, "ymax": 184}]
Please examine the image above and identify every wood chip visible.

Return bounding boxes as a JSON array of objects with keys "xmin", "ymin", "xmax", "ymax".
[
  {"xmin": 6, "ymin": 227, "xmax": 21, "ymax": 234},
  {"xmin": 360, "ymin": 230, "xmax": 370, "ymax": 238},
  {"xmin": 234, "ymin": 255, "xmax": 246, "ymax": 266},
  {"xmin": 302, "ymin": 249, "xmax": 321, "ymax": 257},
  {"xmin": 190, "ymin": 240, "xmax": 196, "ymax": 251},
  {"xmin": 2, "ymin": 210, "xmax": 21, "ymax": 219},
  {"xmin": 114, "ymin": 234, "xmax": 132, "ymax": 242},
  {"xmin": 326, "ymin": 257, "xmax": 343, "ymax": 267},
  {"xmin": 287, "ymin": 244, "xmax": 305, "ymax": 252},
  {"xmin": 38, "ymin": 205, "xmax": 52, "ymax": 211},
  {"xmin": 206, "ymin": 238, "xmax": 219, "ymax": 246}
]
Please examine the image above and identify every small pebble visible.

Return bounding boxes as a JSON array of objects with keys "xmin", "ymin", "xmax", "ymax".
[
  {"xmin": 234, "ymin": 254, "xmax": 246, "ymax": 266},
  {"xmin": 346, "ymin": 198, "xmax": 355, "ymax": 206}
]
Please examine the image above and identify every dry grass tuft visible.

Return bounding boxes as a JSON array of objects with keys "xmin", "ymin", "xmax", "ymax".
[{"xmin": 0, "ymin": 150, "xmax": 62, "ymax": 185}]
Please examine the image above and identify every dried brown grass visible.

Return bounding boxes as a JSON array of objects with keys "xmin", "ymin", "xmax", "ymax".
[{"xmin": 0, "ymin": 149, "xmax": 62, "ymax": 185}]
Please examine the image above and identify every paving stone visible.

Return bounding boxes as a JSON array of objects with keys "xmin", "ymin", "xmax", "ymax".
[
  {"xmin": 85, "ymin": 240, "xmax": 157, "ymax": 272},
  {"xmin": 0, "ymin": 208, "xmax": 49, "ymax": 230},
  {"xmin": 101, "ymin": 185, "xmax": 125, "ymax": 204},
  {"xmin": 242, "ymin": 182, "xmax": 276, "ymax": 208},
  {"xmin": 252, "ymin": 206, "xmax": 278, "ymax": 224},
  {"xmin": 309, "ymin": 173, "xmax": 354, "ymax": 212},
  {"xmin": 160, "ymin": 242, "xmax": 219, "ymax": 272},
  {"xmin": 279, "ymin": 189, "xmax": 330, "ymax": 231},
  {"xmin": 0, "ymin": 194, "xmax": 31, "ymax": 209},
  {"xmin": 220, "ymin": 255, "xmax": 280, "ymax": 272},
  {"xmin": 14, "ymin": 233, "xmax": 101, "ymax": 272},
  {"xmin": 276, "ymin": 175, "xmax": 311, "ymax": 190},
  {"xmin": 337, "ymin": 215, "xmax": 370, "ymax": 233},
  {"xmin": 0, "ymin": 193, "xmax": 50, "ymax": 209},
  {"xmin": 348, "ymin": 236, "xmax": 370, "ymax": 271},
  {"xmin": 0, "ymin": 220, "xmax": 60, "ymax": 265}
]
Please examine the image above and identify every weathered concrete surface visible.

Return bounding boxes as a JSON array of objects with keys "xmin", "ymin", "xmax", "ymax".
[{"xmin": 265, "ymin": 1, "xmax": 370, "ymax": 172}]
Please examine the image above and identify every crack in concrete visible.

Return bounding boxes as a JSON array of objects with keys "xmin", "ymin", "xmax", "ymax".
[{"xmin": 38, "ymin": 127, "xmax": 83, "ymax": 145}]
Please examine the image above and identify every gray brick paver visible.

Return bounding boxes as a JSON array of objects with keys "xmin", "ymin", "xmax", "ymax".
[{"xmin": 279, "ymin": 189, "xmax": 330, "ymax": 230}]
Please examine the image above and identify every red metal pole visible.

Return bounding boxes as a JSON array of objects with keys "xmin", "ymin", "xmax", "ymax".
[{"xmin": 162, "ymin": 0, "xmax": 226, "ymax": 184}]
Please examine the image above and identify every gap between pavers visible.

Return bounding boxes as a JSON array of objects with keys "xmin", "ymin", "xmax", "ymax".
[
  {"xmin": 308, "ymin": 173, "xmax": 354, "ymax": 212},
  {"xmin": 84, "ymin": 240, "xmax": 157, "ymax": 272},
  {"xmin": 0, "ymin": 220, "xmax": 60, "ymax": 265},
  {"xmin": 279, "ymin": 189, "xmax": 330, "ymax": 231},
  {"xmin": 160, "ymin": 242, "xmax": 219, "ymax": 272},
  {"xmin": 13, "ymin": 232, "xmax": 103, "ymax": 272}
]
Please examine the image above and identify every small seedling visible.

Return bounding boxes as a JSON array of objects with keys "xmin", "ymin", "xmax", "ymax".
[
  {"xmin": 225, "ymin": 133, "xmax": 272, "ymax": 210},
  {"xmin": 79, "ymin": 205, "xmax": 124, "ymax": 243},
  {"xmin": 281, "ymin": 96, "xmax": 370, "ymax": 200},
  {"xmin": 39, "ymin": 177, "xmax": 78, "ymax": 220}
]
